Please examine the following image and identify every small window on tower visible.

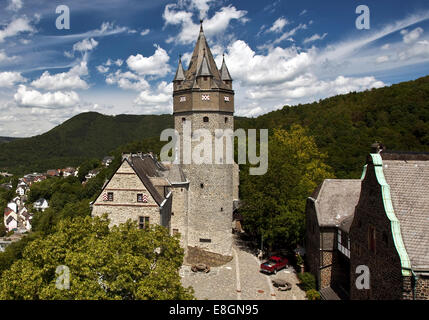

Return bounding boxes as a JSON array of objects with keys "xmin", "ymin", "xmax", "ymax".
[
  {"xmin": 225, "ymin": 117, "xmax": 228, "ymax": 123},
  {"xmin": 224, "ymin": 96, "xmax": 230, "ymax": 102},
  {"xmin": 203, "ymin": 116, "xmax": 209, "ymax": 123},
  {"xmin": 180, "ymin": 96, "xmax": 186, "ymax": 102},
  {"xmin": 107, "ymin": 192, "xmax": 114, "ymax": 201},
  {"xmin": 182, "ymin": 117, "xmax": 186, "ymax": 122},
  {"xmin": 200, "ymin": 183, "xmax": 204, "ymax": 188}
]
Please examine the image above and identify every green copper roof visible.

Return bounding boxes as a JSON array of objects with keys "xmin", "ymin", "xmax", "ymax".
[{"xmin": 369, "ymin": 153, "xmax": 412, "ymax": 276}]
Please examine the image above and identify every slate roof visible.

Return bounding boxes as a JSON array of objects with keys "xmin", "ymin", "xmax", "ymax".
[
  {"xmin": 177, "ymin": 22, "xmax": 231, "ymax": 91},
  {"xmin": 220, "ymin": 56, "xmax": 232, "ymax": 81},
  {"xmin": 381, "ymin": 156, "xmax": 429, "ymax": 269},
  {"xmin": 173, "ymin": 58, "xmax": 186, "ymax": 81},
  {"xmin": 128, "ymin": 155, "xmax": 165, "ymax": 206},
  {"xmin": 311, "ymin": 179, "xmax": 362, "ymax": 228}
]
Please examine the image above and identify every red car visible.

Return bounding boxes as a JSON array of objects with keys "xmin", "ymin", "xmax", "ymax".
[{"xmin": 260, "ymin": 256, "xmax": 289, "ymax": 274}]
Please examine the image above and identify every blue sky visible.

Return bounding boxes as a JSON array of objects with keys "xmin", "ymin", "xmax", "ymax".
[{"xmin": 1, "ymin": 0, "xmax": 429, "ymax": 137}]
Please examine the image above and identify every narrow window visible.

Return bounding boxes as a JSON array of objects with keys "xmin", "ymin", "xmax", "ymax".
[
  {"xmin": 225, "ymin": 117, "xmax": 228, "ymax": 123},
  {"xmin": 200, "ymin": 183, "xmax": 204, "ymax": 188},
  {"xmin": 182, "ymin": 117, "xmax": 186, "ymax": 122},
  {"xmin": 107, "ymin": 192, "xmax": 114, "ymax": 201},
  {"xmin": 199, "ymin": 238, "xmax": 211, "ymax": 243},
  {"xmin": 139, "ymin": 216, "xmax": 150, "ymax": 230},
  {"xmin": 203, "ymin": 116, "xmax": 209, "ymax": 123},
  {"xmin": 137, "ymin": 193, "xmax": 143, "ymax": 202}
]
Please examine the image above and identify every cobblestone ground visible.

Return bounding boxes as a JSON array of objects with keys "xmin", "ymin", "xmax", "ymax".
[{"xmin": 180, "ymin": 235, "xmax": 306, "ymax": 300}]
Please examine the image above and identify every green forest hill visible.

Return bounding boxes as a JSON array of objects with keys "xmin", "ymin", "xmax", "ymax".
[{"xmin": 1, "ymin": 75, "xmax": 428, "ymax": 177}]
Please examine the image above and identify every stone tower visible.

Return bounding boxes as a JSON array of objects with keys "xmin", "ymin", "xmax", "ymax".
[{"xmin": 172, "ymin": 21, "xmax": 235, "ymax": 256}]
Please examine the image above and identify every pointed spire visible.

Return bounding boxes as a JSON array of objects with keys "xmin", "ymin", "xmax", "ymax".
[
  {"xmin": 220, "ymin": 54, "xmax": 232, "ymax": 81},
  {"xmin": 197, "ymin": 49, "xmax": 213, "ymax": 77},
  {"xmin": 173, "ymin": 55, "xmax": 185, "ymax": 81},
  {"xmin": 200, "ymin": 19, "xmax": 204, "ymax": 34}
]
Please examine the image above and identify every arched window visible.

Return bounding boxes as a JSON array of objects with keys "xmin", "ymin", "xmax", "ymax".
[{"xmin": 203, "ymin": 116, "xmax": 209, "ymax": 123}]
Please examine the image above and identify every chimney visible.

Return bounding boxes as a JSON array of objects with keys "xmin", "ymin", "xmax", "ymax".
[{"xmin": 370, "ymin": 142, "xmax": 385, "ymax": 154}]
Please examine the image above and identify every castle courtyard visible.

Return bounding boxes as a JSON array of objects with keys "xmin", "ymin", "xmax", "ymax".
[{"xmin": 180, "ymin": 235, "xmax": 306, "ymax": 300}]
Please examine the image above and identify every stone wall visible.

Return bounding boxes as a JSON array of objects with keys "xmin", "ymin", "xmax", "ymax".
[
  {"xmin": 92, "ymin": 160, "xmax": 168, "ymax": 229},
  {"xmin": 305, "ymin": 198, "xmax": 321, "ymax": 288},
  {"xmin": 170, "ymin": 184, "xmax": 189, "ymax": 248},
  {"xmin": 349, "ymin": 160, "xmax": 404, "ymax": 300}
]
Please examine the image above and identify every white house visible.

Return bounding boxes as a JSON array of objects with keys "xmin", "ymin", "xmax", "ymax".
[
  {"xmin": 4, "ymin": 207, "xmax": 18, "ymax": 231},
  {"xmin": 33, "ymin": 198, "xmax": 49, "ymax": 211},
  {"xmin": 7, "ymin": 202, "xmax": 17, "ymax": 214},
  {"xmin": 18, "ymin": 207, "xmax": 32, "ymax": 231},
  {"xmin": 16, "ymin": 181, "xmax": 28, "ymax": 196}
]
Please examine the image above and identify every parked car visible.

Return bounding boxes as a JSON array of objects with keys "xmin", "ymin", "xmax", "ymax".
[{"xmin": 260, "ymin": 256, "xmax": 289, "ymax": 274}]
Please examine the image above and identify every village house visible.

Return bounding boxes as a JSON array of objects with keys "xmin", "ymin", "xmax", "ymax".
[
  {"xmin": 62, "ymin": 167, "xmax": 77, "ymax": 177},
  {"xmin": 0, "ymin": 182, "xmax": 12, "ymax": 190},
  {"xmin": 33, "ymin": 198, "xmax": 49, "ymax": 212},
  {"xmin": 4, "ymin": 207, "xmax": 18, "ymax": 232},
  {"xmin": 16, "ymin": 181, "xmax": 28, "ymax": 196},
  {"xmin": 306, "ymin": 143, "xmax": 429, "ymax": 300},
  {"xmin": 102, "ymin": 156, "xmax": 114, "ymax": 167},
  {"xmin": 85, "ymin": 169, "xmax": 100, "ymax": 181},
  {"xmin": 46, "ymin": 169, "xmax": 61, "ymax": 177},
  {"xmin": 92, "ymin": 22, "xmax": 239, "ymax": 258}
]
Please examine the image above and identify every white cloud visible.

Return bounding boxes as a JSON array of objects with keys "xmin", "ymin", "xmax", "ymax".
[
  {"xmin": 14, "ymin": 85, "xmax": 80, "ymax": 109},
  {"xmin": 31, "ymin": 61, "xmax": 89, "ymax": 90},
  {"xmin": 268, "ymin": 17, "xmax": 288, "ymax": 33},
  {"xmin": 303, "ymin": 33, "xmax": 327, "ymax": 44},
  {"xmin": 217, "ymin": 39, "xmax": 385, "ymax": 117},
  {"xmin": 73, "ymin": 38, "xmax": 99, "ymax": 52},
  {"xmin": 140, "ymin": 29, "xmax": 150, "ymax": 36},
  {"xmin": 163, "ymin": 4, "xmax": 247, "ymax": 44},
  {"xmin": 272, "ymin": 23, "xmax": 307, "ymax": 45},
  {"xmin": 134, "ymin": 81, "xmax": 172, "ymax": 114},
  {"xmin": 0, "ymin": 71, "xmax": 26, "ymax": 87},
  {"xmin": 96, "ymin": 65, "xmax": 109, "ymax": 73},
  {"xmin": 0, "ymin": 16, "xmax": 35, "ymax": 42},
  {"xmin": 106, "ymin": 70, "xmax": 150, "ymax": 91},
  {"xmin": 401, "ymin": 27, "xmax": 424, "ymax": 43},
  {"xmin": 0, "ymin": 50, "xmax": 18, "ymax": 64},
  {"xmin": 300, "ymin": 9, "xmax": 307, "ymax": 16},
  {"xmin": 381, "ymin": 44, "xmax": 390, "ymax": 50},
  {"xmin": 376, "ymin": 55, "xmax": 389, "ymax": 63},
  {"xmin": 6, "ymin": 0, "xmax": 23, "ymax": 12},
  {"xmin": 126, "ymin": 45, "xmax": 171, "ymax": 77}
]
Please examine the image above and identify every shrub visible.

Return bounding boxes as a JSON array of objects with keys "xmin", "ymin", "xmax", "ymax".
[
  {"xmin": 306, "ymin": 289, "xmax": 321, "ymax": 300},
  {"xmin": 298, "ymin": 272, "xmax": 316, "ymax": 291}
]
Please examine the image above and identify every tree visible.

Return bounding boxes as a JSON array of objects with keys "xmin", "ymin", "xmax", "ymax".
[
  {"xmin": 240, "ymin": 125, "xmax": 334, "ymax": 251},
  {"xmin": 0, "ymin": 215, "xmax": 194, "ymax": 300}
]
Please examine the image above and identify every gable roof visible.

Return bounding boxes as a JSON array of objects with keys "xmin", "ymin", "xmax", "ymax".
[
  {"xmin": 379, "ymin": 155, "xmax": 429, "ymax": 269},
  {"xmin": 311, "ymin": 179, "xmax": 362, "ymax": 228},
  {"xmin": 126, "ymin": 155, "xmax": 166, "ymax": 206}
]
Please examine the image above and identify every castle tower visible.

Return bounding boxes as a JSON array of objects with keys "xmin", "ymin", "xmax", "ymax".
[{"xmin": 172, "ymin": 21, "xmax": 235, "ymax": 256}]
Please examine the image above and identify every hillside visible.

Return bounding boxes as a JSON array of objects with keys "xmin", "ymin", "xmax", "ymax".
[
  {"xmin": 0, "ymin": 137, "xmax": 18, "ymax": 144},
  {"xmin": 1, "ymin": 75, "xmax": 428, "ymax": 177},
  {"xmin": 0, "ymin": 112, "xmax": 173, "ymax": 174},
  {"xmin": 237, "ymin": 75, "xmax": 429, "ymax": 178}
]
